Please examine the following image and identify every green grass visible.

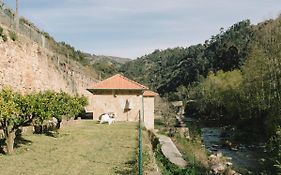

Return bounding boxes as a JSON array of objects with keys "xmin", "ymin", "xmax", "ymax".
[{"xmin": 0, "ymin": 121, "xmax": 139, "ymax": 175}]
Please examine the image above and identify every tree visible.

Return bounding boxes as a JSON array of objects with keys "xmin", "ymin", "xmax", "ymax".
[
  {"xmin": 0, "ymin": 87, "xmax": 30, "ymax": 154},
  {"xmin": 32, "ymin": 91, "xmax": 53, "ymax": 133}
]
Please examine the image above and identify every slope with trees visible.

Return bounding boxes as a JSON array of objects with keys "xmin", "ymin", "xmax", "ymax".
[
  {"xmin": 120, "ymin": 20, "xmax": 253, "ymax": 97},
  {"xmin": 121, "ymin": 15, "xmax": 281, "ymax": 173}
]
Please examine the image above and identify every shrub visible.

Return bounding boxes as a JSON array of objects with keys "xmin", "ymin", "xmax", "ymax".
[
  {"xmin": 9, "ymin": 31, "xmax": 17, "ymax": 41},
  {"xmin": 2, "ymin": 34, "xmax": 8, "ymax": 42},
  {"xmin": 0, "ymin": 26, "xmax": 3, "ymax": 36},
  {"xmin": 0, "ymin": 87, "xmax": 88, "ymax": 154}
]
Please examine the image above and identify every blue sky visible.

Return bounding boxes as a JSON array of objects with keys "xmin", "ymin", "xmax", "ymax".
[{"xmin": 4, "ymin": 0, "xmax": 281, "ymax": 58}]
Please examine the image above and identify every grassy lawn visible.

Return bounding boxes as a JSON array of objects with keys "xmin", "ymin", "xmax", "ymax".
[{"xmin": 0, "ymin": 121, "xmax": 139, "ymax": 175}]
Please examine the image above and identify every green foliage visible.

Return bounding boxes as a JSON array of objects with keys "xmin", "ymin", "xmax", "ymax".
[
  {"xmin": 0, "ymin": 87, "xmax": 22, "ymax": 131},
  {"xmin": 52, "ymin": 41, "xmax": 90, "ymax": 66},
  {"xmin": 0, "ymin": 87, "xmax": 27, "ymax": 154},
  {"xmin": 267, "ymin": 128, "xmax": 281, "ymax": 174},
  {"xmin": 2, "ymin": 34, "xmax": 8, "ymax": 42},
  {"xmin": 121, "ymin": 20, "xmax": 253, "ymax": 96},
  {"xmin": 0, "ymin": 26, "xmax": 3, "ymax": 36},
  {"xmin": 155, "ymin": 98, "xmax": 177, "ymax": 129},
  {"xmin": 192, "ymin": 70, "xmax": 243, "ymax": 122},
  {"xmin": 0, "ymin": 26, "xmax": 8, "ymax": 42},
  {"xmin": 92, "ymin": 59, "xmax": 122, "ymax": 79},
  {"xmin": 32, "ymin": 91, "xmax": 54, "ymax": 128},
  {"xmin": 9, "ymin": 31, "xmax": 17, "ymax": 41},
  {"xmin": 148, "ymin": 131, "xmax": 199, "ymax": 175},
  {"xmin": 189, "ymin": 15, "xmax": 281, "ymax": 173},
  {"xmin": 31, "ymin": 91, "xmax": 88, "ymax": 131},
  {"xmin": 0, "ymin": 87, "xmax": 88, "ymax": 153},
  {"xmin": 155, "ymin": 144, "xmax": 196, "ymax": 175}
]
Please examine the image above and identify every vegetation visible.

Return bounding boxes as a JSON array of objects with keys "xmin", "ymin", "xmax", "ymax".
[
  {"xmin": 2, "ymin": 33, "xmax": 8, "ymax": 42},
  {"xmin": 148, "ymin": 130, "xmax": 202, "ymax": 175},
  {"xmin": 0, "ymin": 88, "xmax": 29, "ymax": 154},
  {"xmin": 0, "ymin": 26, "xmax": 3, "ymax": 36},
  {"xmin": 8, "ymin": 31, "xmax": 17, "ymax": 41},
  {"xmin": 0, "ymin": 121, "xmax": 140, "ymax": 175},
  {"xmin": 121, "ymin": 14, "xmax": 281, "ymax": 173},
  {"xmin": 153, "ymin": 98, "xmax": 208, "ymax": 174},
  {"xmin": 92, "ymin": 58, "xmax": 122, "ymax": 79},
  {"xmin": 154, "ymin": 97, "xmax": 177, "ymax": 131},
  {"xmin": 0, "ymin": 25, "xmax": 8, "ymax": 42},
  {"xmin": 0, "ymin": 87, "xmax": 87, "ymax": 154},
  {"xmin": 120, "ymin": 20, "xmax": 253, "ymax": 95},
  {"xmin": 188, "ymin": 16, "xmax": 281, "ymax": 173},
  {"xmin": 172, "ymin": 135, "xmax": 208, "ymax": 175}
]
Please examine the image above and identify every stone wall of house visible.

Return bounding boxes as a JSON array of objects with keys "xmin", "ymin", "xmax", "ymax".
[
  {"xmin": 92, "ymin": 91, "xmax": 154, "ymax": 129},
  {"xmin": 144, "ymin": 97, "xmax": 154, "ymax": 130},
  {"xmin": 0, "ymin": 27, "xmax": 97, "ymax": 111}
]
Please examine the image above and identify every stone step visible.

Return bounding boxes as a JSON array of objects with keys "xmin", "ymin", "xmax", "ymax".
[{"xmin": 157, "ymin": 134, "xmax": 187, "ymax": 168}]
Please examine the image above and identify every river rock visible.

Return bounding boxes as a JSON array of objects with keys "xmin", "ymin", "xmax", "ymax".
[
  {"xmin": 224, "ymin": 168, "xmax": 238, "ymax": 175},
  {"xmin": 210, "ymin": 163, "xmax": 225, "ymax": 174},
  {"xmin": 209, "ymin": 153, "xmax": 234, "ymax": 174},
  {"xmin": 226, "ymin": 162, "xmax": 233, "ymax": 166},
  {"xmin": 225, "ymin": 156, "xmax": 232, "ymax": 161},
  {"xmin": 222, "ymin": 140, "xmax": 232, "ymax": 149},
  {"xmin": 177, "ymin": 127, "xmax": 190, "ymax": 139}
]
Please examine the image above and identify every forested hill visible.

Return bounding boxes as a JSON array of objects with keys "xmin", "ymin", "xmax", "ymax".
[
  {"xmin": 120, "ymin": 19, "xmax": 253, "ymax": 96},
  {"xmin": 83, "ymin": 53, "xmax": 131, "ymax": 79},
  {"xmin": 121, "ymin": 15, "xmax": 281, "ymax": 174}
]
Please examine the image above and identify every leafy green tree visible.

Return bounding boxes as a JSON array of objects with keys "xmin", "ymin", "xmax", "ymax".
[
  {"xmin": 192, "ymin": 70, "xmax": 243, "ymax": 122},
  {"xmin": 0, "ymin": 87, "xmax": 27, "ymax": 154},
  {"xmin": 49, "ymin": 91, "xmax": 88, "ymax": 130},
  {"xmin": 32, "ymin": 91, "xmax": 54, "ymax": 133}
]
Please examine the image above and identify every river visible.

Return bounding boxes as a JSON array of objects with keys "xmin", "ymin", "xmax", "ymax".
[{"xmin": 186, "ymin": 117, "xmax": 267, "ymax": 174}]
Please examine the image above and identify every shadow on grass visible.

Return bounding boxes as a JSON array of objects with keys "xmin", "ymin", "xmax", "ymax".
[
  {"xmin": 44, "ymin": 130, "xmax": 60, "ymax": 138},
  {"xmin": 14, "ymin": 129, "xmax": 32, "ymax": 148},
  {"xmin": 0, "ymin": 129, "xmax": 33, "ymax": 154},
  {"xmin": 0, "ymin": 138, "xmax": 6, "ymax": 154},
  {"xmin": 114, "ymin": 159, "xmax": 137, "ymax": 175}
]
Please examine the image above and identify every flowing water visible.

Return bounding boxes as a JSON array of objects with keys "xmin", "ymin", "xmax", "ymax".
[{"xmin": 186, "ymin": 117, "xmax": 266, "ymax": 173}]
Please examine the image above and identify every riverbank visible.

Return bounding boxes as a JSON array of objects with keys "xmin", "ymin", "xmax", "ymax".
[
  {"xmin": 185, "ymin": 116, "xmax": 268, "ymax": 174},
  {"xmin": 154, "ymin": 114, "xmax": 209, "ymax": 174}
]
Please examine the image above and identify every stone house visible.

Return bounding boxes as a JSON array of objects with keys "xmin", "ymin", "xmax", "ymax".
[{"xmin": 87, "ymin": 74, "xmax": 157, "ymax": 129}]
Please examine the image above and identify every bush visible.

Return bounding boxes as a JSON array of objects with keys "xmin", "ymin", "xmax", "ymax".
[
  {"xmin": 2, "ymin": 34, "xmax": 8, "ymax": 42},
  {"xmin": 0, "ymin": 87, "xmax": 88, "ymax": 154},
  {"xmin": 0, "ymin": 26, "xmax": 3, "ymax": 36},
  {"xmin": 0, "ymin": 26, "xmax": 8, "ymax": 42},
  {"xmin": 9, "ymin": 31, "xmax": 17, "ymax": 41},
  {"xmin": 267, "ymin": 127, "xmax": 281, "ymax": 174}
]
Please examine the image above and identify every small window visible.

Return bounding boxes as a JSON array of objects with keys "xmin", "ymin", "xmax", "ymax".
[{"xmin": 124, "ymin": 99, "xmax": 132, "ymax": 110}]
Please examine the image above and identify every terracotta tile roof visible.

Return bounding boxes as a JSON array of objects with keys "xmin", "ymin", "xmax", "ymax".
[
  {"xmin": 143, "ymin": 90, "xmax": 158, "ymax": 97},
  {"xmin": 90, "ymin": 74, "xmax": 148, "ymax": 90}
]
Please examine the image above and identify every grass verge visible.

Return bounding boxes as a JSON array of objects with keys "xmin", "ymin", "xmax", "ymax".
[{"xmin": 0, "ymin": 121, "xmax": 139, "ymax": 175}]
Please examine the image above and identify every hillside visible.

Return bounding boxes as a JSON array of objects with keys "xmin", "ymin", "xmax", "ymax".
[
  {"xmin": 84, "ymin": 53, "xmax": 131, "ymax": 64},
  {"xmin": 121, "ymin": 14, "xmax": 281, "ymax": 173},
  {"xmin": 84, "ymin": 54, "xmax": 131, "ymax": 79},
  {"xmin": 120, "ymin": 19, "xmax": 253, "ymax": 96}
]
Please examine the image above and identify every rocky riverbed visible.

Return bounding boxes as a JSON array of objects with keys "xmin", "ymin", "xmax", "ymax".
[
  {"xmin": 201, "ymin": 127, "xmax": 267, "ymax": 174},
  {"xmin": 184, "ymin": 117, "xmax": 267, "ymax": 174}
]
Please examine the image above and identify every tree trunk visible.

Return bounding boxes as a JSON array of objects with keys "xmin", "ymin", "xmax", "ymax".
[{"xmin": 5, "ymin": 130, "xmax": 15, "ymax": 154}]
